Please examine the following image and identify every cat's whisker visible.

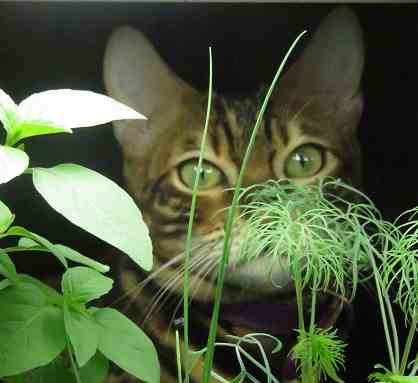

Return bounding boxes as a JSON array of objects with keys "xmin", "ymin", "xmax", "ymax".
[
  {"xmin": 167, "ymin": 256, "xmax": 220, "ymax": 333},
  {"xmin": 113, "ymin": 242, "xmax": 207, "ymax": 309},
  {"xmin": 142, "ymin": 250, "xmax": 213, "ymax": 323}
]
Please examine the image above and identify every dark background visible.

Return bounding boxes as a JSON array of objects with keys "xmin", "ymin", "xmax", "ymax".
[{"xmin": 0, "ymin": 2, "xmax": 417, "ymax": 382}]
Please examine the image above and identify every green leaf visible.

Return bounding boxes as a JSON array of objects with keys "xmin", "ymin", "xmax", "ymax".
[
  {"xmin": 18, "ymin": 274, "xmax": 63, "ymax": 307},
  {"xmin": 0, "ymin": 279, "xmax": 11, "ymax": 291},
  {"xmin": 18, "ymin": 89, "xmax": 145, "ymax": 130},
  {"xmin": 6, "ymin": 226, "xmax": 68, "ymax": 267},
  {"xmin": 0, "ymin": 282, "xmax": 66, "ymax": 377},
  {"xmin": 0, "ymin": 249, "xmax": 19, "ymax": 284},
  {"xmin": 64, "ymin": 304, "xmax": 99, "ymax": 367},
  {"xmin": 94, "ymin": 308, "xmax": 159, "ymax": 383},
  {"xmin": 0, "ymin": 200, "xmax": 15, "ymax": 233},
  {"xmin": 7, "ymin": 122, "xmax": 71, "ymax": 146},
  {"xmin": 61, "ymin": 266, "xmax": 113, "ymax": 304},
  {"xmin": 17, "ymin": 238, "xmax": 109, "ymax": 273},
  {"xmin": 54, "ymin": 244, "xmax": 110, "ymax": 273},
  {"xmin": 0, "ymin": 145, "xmax": 29, "ymax": 184},
  {"xmin": 79, "ymin": 352, "xmax": 109, "ymax": 383},
  {"xmin": 32, "ymin": 164, "xmax": 153, "ymax": 271},
  {"xmin": 0, "ymin": 88, "xmax": 18, "ymax": 133},
  {"xmin": 11, "ymin": 357, "xmax": 75, "ymax": 383}
]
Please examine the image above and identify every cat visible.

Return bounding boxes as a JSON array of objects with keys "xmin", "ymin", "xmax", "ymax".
[{"xmin": 103, "ymin": 6, "xmax": 364, "ymax": 383}]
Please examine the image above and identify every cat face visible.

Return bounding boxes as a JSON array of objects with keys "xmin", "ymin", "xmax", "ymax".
[{"xmin": 104, "ymin": 6, "xmax": 364, "ymax": 328}]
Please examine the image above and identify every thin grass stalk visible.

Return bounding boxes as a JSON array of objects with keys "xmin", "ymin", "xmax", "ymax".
[
  {"xmin": 176, "ymin": 329, "xmax": 184, "ymax": 383},
  {"xmin": 67, "ymin": 343, "xmax": 82, "ymax": 383},
  {"xmin": 201, "ymin": 31, "xmax": 307, "ymax": 383},
  {"xmin": 400, "ymin": 315, "xmax": 417, "ymax": 375},
  {"xmin": 182, "ymin": 46, "xmax": 213, "ymax": 382},
  {"xmin": 369, "ymin": 251, "xmax": 397, "ymax": 373},
  {"xmin": 382, "ymin": 283, "xmax": 400, "ymax": 371}
]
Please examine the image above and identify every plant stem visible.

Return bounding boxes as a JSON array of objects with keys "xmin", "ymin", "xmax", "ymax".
[
  {"xmin": 369, "ymin": 252, "xmax": 397, "ymax": 373},
  {"xmin": 309, "ymin": 287, "xmax": 317, "ymax": 331},
  {"xmin": 175, "ymin": 329, "xmax": 184, "ymax": 383},
  {"xmin": 400, "ymin": 315, "xmax": 417, "ymax": 374},
  {"xmin": 67, "ymin": 343, "xmax": 82, "ymax": 383},
  {"xmin": 200, "ymin": 30, "xmax": 307, "ymax": 383},
  {"xmin": 182, "ymin": 47, "xmax": 213, "ymax": 383}
]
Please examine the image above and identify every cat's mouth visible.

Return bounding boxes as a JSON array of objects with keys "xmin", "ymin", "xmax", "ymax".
[
  {"xmin": 191, "ymin": 290, "xmax": 343, "ymax": 338},
  {"xmin": 219, "ymin": 292, "xmax": 343, "ymax": 336}
]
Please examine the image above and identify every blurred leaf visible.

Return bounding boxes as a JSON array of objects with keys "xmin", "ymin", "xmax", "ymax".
[{"xmin": 0, "ymin": 200, "xmax": 14, "ymax": 233}]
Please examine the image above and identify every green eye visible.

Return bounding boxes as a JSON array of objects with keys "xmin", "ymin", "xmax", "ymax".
[
  {"xmin": 285, "ymin": 144, "xmax": 324, "ymax": 178},
  {"xmin": 178, "ymin": 160, "xmax": 224, "ymax": 190}
]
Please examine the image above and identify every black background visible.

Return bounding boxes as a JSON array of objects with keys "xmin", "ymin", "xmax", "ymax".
[{"xmin": 0, "ymin": 2, "xmax": 417, "ymax": 382}]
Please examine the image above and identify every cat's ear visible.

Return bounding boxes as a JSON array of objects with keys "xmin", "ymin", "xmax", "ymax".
[
  {"xmin": 103, "ymin": 26, "xmax": 196, "ymax": 149},
  {"xmin": 278, "ymin": 6, "xmax": 364, "ymax": 122}
]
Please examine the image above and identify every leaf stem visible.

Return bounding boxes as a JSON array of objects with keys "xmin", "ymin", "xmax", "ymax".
[
  {"xmin": 67, "ymin": 342, "xmax": 83, "ymax": 383},
  {"xmin": 201, "ymin": 30, "xmax": 307, "ymax": 383}
]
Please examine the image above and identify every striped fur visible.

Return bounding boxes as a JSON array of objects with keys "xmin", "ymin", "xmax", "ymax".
[{"xmin": 104, "ymin": 6, "xmax": 364, "ymax": 383}]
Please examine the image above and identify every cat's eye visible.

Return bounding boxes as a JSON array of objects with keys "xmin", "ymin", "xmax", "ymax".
[
  {"xmin": 178, "ymin": 160, "xmax": 224, "ymax": 190},
  {"xmin": 284, "ymin": 144, "xmax": 324, "ymax": 178}
]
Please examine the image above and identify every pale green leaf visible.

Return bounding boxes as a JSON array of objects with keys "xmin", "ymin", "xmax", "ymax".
[
  {"xmin": 0, "ymin": 88, "xmax": 18, "ymax": 133},
  {"xmin": 0, "ymin": 200, "xmax": 15, "ymax": 233},
  {"xmin": 0, "ymin": 145, "xmax": 29, "ymax": 184},
  {"xmin": 0, "ymin": 249, "xmax": 19, "ymax": 284},
  {"xmin": 32, "ymin": 164, "xmax": 153, "ymax": 270},
  {"xmin": 61, "ymin": 267, "xmax": 113, "ymax": 304},
  {"xmin": 17, "ymin": 239, "xmax": 109, "ymax": 273},
  {"xmin": 18, "ymin": 89, "xmax": 145, "ymax": 130},
  {"xmin": 6, "ymin": 226, "xmax": 68, "ymax": 267},
  {"xmin": 64, "ymin": 304, "xmax": 99, "ymax": 367},
  {"xmin": 94, "ymin": 308, "xmax": 159, "ymax": 383},
  {"xmin": 53, "ymin": 244, "xmax": 109, "ymax": 273},
  {"xmin": 0, "ymin": 282, "xmax": 66, "ymax": 377}
]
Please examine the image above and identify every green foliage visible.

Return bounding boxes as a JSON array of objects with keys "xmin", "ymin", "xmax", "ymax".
[
  {"xmin": 93, "ymin": 308, "xmax": 160, "ymax": 383},
  {"xmin": 0, "ymin": 87, "xmax": 158, "ymax": 382},
  {"xmin": 32, "ymin": 164, "xmax": 153, "ymax": 271},
  {"xmin": 292, "ymin": 327, "xmax": 346, "ymax": 383},
  {"xmin": 0, "ymin": 281, "xmax": 67, "ymax": 376}
]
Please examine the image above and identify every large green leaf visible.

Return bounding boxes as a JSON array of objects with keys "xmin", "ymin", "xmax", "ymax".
[
  {"xmin": 61, "ymin": 267, "xmax": 113, "ymax": 304},
  {"xmin": 94, "ymin": 308, "xmax": 159, "ymax": 383},
  {"xmin": 10, "ymin": 357, "xmax": 75, "ymax": 383},
  {"xmin": 0, "ymin": 282, "xmax": 66, "ymax": 377},
  {"xmin": 64, "ymin": 304, "xmax": 99, "ymax": 367},
  {"xmin": 18, "ymin": 89, "xmax": 145, "ymax": 129},
  {"xmin": 0, "ymin": 200, "xmax": 15, "ymax": 233},
  {"xmin": 0, "ymin": 88, "xmax": 18, "ymax": 133},
  {"xmin": 32, "ymin": 164, "xmax": 153, "ymax": 270},
  {"xmin": 0, "ymin": 145, "xmax": 29, "ymax": 184}
]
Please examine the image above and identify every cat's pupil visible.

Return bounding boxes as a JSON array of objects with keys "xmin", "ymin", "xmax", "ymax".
[{"xmin": 295, "ymin": 152, "xmax": 309, "ymax": 168}]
